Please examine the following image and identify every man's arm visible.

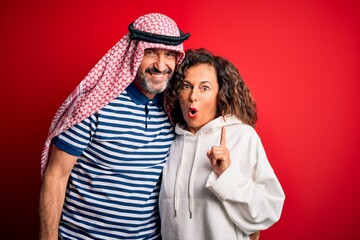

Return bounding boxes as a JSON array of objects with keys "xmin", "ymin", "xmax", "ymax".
[{"xmin": 39, "ymin": 145, "xmax": 78, "ymax": 240}]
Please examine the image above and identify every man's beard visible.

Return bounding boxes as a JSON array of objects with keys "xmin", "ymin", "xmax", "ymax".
[{"xmin": 136, "ymin": 67, "xmax": 173, "ymax": 95}]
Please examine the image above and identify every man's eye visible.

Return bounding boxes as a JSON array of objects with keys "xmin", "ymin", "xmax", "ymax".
[
  {"xmin": 145, "ymin": 50, "xmax": 155, "ymax": 55},
  {"xmin": 202, "ymin": 86, "xmax": 210, "ymax": 91},
  {"xmin": 167, "ymin": 51, "xmax": 176, "ymax": 57}
]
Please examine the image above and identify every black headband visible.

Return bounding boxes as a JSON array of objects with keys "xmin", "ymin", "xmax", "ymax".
[{"xmin": 128, "ymin": 22, "xmax": 190, "ymax": 46}]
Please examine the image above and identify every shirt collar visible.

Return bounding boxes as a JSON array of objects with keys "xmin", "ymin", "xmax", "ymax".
[{"xmin": 126, "ymin": 82, "xmax": 161, "ymax": 107}]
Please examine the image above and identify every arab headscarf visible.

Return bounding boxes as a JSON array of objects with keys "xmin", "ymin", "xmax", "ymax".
[{"xmin": 41, "ymin": 13, "xmax": 190, "ymax": 176}]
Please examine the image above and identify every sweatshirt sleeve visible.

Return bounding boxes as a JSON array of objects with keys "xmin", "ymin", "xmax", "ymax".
[{"xmin": 205, "ymin": 129, "xmax": 285, "ymax": 235}]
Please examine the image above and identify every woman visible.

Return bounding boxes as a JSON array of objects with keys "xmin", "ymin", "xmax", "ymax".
[{"xmin": 159, "ymin": 48, "xmax": 285, "ymax": 240}]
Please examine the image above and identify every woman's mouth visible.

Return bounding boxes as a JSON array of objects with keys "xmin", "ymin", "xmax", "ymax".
[{"xmin": 188, "ymin": 107, "xmax": 198, "ymax": 119}]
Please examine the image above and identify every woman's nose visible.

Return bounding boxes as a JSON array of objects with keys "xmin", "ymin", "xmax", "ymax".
[{"xmin": 189, "ymin": 89, "xmax": 198, "ymax": 102}]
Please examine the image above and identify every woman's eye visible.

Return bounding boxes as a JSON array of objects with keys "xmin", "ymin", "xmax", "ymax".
[{"xmin": 182, "ymin": 84, "xmax": 191, "ymax": 89}]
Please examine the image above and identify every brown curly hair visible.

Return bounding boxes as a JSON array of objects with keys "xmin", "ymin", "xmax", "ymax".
[{"xmin": 165, "ymin": 48, "xmax": 257, "ymax": 127}]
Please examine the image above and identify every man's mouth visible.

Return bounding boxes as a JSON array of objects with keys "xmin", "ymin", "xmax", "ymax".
[
  {"xmin": 151, "ymin": 73, "xmax": 166, "ymax": 80},
  {"xmin": 188, "ymin": 107, "xmax": 198, "ymax": 119},
  {"xmin": 146, "ymin": 68, "xmax": 171, "ymax": 77},
  {"xmin": 145, "ymin": 69, "xmax": 171, "ymax": 82}
]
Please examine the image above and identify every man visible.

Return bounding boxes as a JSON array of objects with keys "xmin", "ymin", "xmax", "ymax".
[{"xmin": 39, "ymin": 13, "xmax": 190, "ymax": 239}]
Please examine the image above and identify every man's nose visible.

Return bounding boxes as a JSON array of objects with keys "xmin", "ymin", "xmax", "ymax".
[{"xmin": 153, "ymin": 54, "xmax": 167, "ymax": 72}]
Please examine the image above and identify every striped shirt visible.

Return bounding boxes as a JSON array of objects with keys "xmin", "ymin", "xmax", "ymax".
[{"xmin": 54, "ymin": 83, "xmax": 175, "ymax": 239}]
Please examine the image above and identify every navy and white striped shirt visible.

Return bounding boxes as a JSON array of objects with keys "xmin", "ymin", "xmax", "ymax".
[{"xmin": 54, "ymin": 83, "xmax": 175, "ymax": 239}]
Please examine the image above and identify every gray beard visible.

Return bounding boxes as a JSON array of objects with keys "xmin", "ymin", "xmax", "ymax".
[{"xmin": 135, "ymin": 73, "xmax": 170, "ymax": 95}]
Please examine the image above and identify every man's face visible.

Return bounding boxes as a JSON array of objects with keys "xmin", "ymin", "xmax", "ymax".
[{"xmin": 134, "ymin": 48, "xmax": 177, "ymax": 99}]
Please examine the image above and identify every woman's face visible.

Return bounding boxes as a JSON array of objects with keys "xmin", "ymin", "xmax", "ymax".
[{"xmin": 179, "ymin": 63, "xmax": 219, "ymax": 134}]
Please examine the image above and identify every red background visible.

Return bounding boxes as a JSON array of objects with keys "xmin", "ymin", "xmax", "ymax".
[{"xmin": 1, "ymin": 0, "xmax": 359, "ymax": 239}]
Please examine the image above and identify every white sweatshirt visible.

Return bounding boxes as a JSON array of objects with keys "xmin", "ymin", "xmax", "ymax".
[{"xmin": 159, "ymin": 115, "xmax": 285, "ymax": 240}]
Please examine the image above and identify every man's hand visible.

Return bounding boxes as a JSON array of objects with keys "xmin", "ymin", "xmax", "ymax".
[{"xmin": 250, "ymin": 231, "xmax": 260, "ymax": 240}]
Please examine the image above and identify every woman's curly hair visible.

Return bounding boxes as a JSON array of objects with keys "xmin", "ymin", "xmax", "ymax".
[{"xmin": 165, "ymin": 48, "xmax": 257, "ymax": 127}]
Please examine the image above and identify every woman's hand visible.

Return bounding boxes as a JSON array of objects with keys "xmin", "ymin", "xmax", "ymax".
[{"xmin": 207, "ymin": 126, "xmax": 231, "ymax": 176}]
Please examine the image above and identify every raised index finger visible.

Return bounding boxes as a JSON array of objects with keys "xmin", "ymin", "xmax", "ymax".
[{"xmin": 220, "ymin": 126, "xmax": 226, "ymax": 146}]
